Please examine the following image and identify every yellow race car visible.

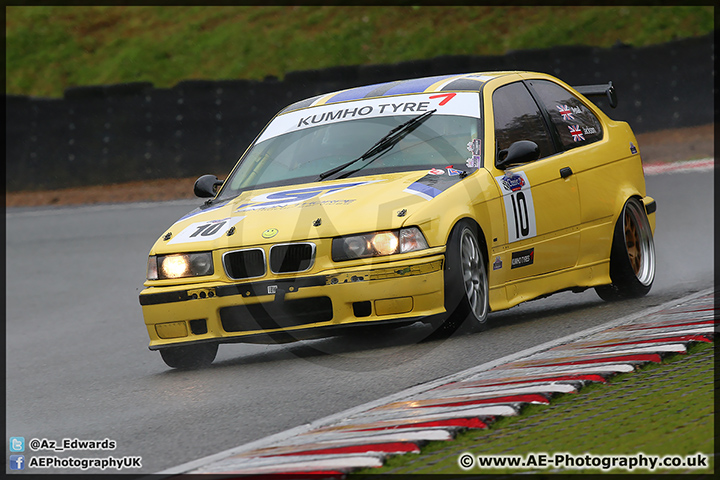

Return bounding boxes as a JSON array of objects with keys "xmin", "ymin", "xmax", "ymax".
[{"xmin": 139, "ymin": 71, "xmax": 656, "ymax": 368}]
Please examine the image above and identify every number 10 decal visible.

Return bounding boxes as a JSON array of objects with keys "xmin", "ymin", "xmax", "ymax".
[
  {"xmin": 168, "ymin": 216, "xmax": 246, "ymax": 245},
  {"xmin": 495, "ymin": 172, "xmax": 537, "ymax": 243}
]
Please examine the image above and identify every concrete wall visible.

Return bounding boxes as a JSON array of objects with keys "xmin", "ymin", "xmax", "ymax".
[{"xmin": 5, "ymin": 33, "xmax": 714, "ymax": 191}]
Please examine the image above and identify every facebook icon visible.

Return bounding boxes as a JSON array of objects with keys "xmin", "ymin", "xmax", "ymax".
[{"xmin": 10, "ymin": 455, "xmax": 25, "ymax": 470}]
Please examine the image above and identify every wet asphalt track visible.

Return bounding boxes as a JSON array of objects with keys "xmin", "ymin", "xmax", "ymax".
[{"xmin": 5, "ymin": 171, "xmax": 714, "ymax": 474}]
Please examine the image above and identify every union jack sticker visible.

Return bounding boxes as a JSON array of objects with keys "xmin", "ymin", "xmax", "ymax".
[
  {"xmin": 569, "ymin": 125, "xmax": 585, "ymax": 142},
  {"xmin": 556, "ymin": 104, "xmax": 574, "ymax": 121}
]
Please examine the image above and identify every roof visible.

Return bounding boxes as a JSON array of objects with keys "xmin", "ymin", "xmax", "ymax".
[{"xmin": 281, "ymin": 71, "xmax": 514, "ymax": 114}]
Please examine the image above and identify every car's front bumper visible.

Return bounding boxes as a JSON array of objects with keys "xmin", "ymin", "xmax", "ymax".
[{"xmin": 139, "ymin": 253, "xmax": 446, "ymax": 349}]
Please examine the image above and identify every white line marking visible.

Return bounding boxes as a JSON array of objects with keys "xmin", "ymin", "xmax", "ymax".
[
  {"xmin": 198, "ymin": 455, "xmax": 384, "ymax": 474},
  {"xmin": 541, "ymin": 343, "xmax": 688, "ymax": 356},
  {"xmin": 153, "ymin": 287, "xmax": 713, "ymax": 477},
  {"xmin": 288, "ymin": 428, "xmax": 455, "ymax": 445},
  {"xmin": 461, "ymin": 363, "xmax": 637, "ymax": 381},
  {"xmin": 411, "ymin": 382, "xmax": 577, "ymax": 400},
  {"xmin": 643, "ymin": 157, "xmax": 714, "ymax": 175}
]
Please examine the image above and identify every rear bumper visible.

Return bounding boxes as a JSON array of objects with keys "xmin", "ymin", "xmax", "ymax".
[{"xmin": 139, "ymin": 254, "xmax": 445, "ymax": 349}]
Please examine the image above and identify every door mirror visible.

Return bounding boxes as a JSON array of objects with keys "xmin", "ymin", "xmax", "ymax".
[
  {"xmin": 194, "ymin": 175, "xmax": 223, "ymax": 198},
  {"xmin": 496, "ymin": 140, "xmax": 540, "ymax": 169}
]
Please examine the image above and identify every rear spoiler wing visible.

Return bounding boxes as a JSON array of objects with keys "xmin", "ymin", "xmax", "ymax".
[{"xmin": 573, "ymin": 81, "xmax": 617, "ymax": 108}]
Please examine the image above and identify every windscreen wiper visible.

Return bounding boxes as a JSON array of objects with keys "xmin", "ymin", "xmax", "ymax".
[{"xmin": 316, "ymin": 109, "xmax": 436, "ymax": 181}]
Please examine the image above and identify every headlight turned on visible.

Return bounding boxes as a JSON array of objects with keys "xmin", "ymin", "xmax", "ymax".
[
  {"xmin": 332, "ymin": 227, "xmax": 428, "ymax": 261},
  {"xmin": 147, "ymin": 252, "xmax": 214, "ymax": 280}
]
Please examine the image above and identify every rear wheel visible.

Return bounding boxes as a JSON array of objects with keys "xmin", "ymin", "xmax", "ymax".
[
  {"xmin": 159, "ymin": 343, "xmax": 218, "ymax": 369},
  {"xmin": 438, "ymin": 221, "xmax": 489, "ymax": 334},
  {"xmin": 596, "ymin": 197, "xmax": 655, "ymax": 301}
]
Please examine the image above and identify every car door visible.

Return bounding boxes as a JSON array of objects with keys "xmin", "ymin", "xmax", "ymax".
[
  {"xmin": 488, "ymin": 80, "xmax": 581, "ymax": 281},
  {"xmin": 524, "ymin": 77, "xmax": 610, "ymax": 267}
]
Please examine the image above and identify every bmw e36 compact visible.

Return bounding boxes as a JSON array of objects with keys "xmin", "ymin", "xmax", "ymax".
[{"xmin": 139, "ymin": 71, "xmax": 656, "ymax": 368}]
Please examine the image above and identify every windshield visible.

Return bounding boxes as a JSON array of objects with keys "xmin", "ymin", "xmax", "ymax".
[{"xmin": 217, "ymin": 104, "xmax": 481, "ymax": 201}]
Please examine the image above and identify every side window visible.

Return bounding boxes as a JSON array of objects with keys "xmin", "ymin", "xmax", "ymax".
[
  {"xmin": 492, "ymin": 82, "xmax": 556, "ymax": 164},
  {"xmin": 528, "ymin": 79, "xmax": 603, "ymax": 150}
]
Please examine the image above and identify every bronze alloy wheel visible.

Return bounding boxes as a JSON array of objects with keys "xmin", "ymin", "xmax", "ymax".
[
  {"xmin": 622, "ymin": 199, "xmax": 655, "ymax": 287},
  {"xmin": 596, "ymin": 197, "xmax": 655, "ymax": 301}
]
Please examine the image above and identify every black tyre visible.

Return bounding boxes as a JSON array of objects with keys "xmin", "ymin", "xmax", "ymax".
[
  {"xmin": 159, "ymin": 343, "xmax": 218, "ymax": 369},
  {"xmin": 596, "ymin": 197, "xmax": 655, "ymax": 301},
  {"xmin": 439, "ymin": 221, "xmax": 490, "ymax": 334}
]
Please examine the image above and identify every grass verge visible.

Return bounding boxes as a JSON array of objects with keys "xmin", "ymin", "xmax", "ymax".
[
  {"xmin": 6, "ymin": 6, "xmax": 713, "ymax": 98},
  {"xmin": 351, "ymin": 341, "xmax": 714, "ymax": 475}
]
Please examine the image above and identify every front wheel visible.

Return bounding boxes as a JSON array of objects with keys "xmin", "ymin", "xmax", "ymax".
[
  {"xmin": 159, "ymin": 343, "xmax": 218, "ymax": 369},
  {"xmin": 596, "ymin": 197, "xmax": 655, "ymax": 301},
  {"xmin": 439, "ymin": 221, "xmax": 490, "ymax": 334}
]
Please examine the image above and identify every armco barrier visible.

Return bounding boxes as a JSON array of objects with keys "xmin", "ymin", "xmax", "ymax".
[{"xmin": 5, "ymin": 32, "xmax": 714, "ymax": 192}]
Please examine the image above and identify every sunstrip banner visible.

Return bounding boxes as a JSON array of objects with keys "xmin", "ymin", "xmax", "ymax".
[{"xmin": 257, "ymin": 92, "xmax": 481, "ymax": 144}]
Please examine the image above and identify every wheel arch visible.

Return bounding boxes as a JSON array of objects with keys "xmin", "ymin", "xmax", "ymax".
[
  {"xmin": 613, "ymin": 189, "xmax": 644, "ymax": 219},
  {"xmin": 595, "ymin": 194, "xmax": 655, "ymax": 300},
  {"xmin": 604, "ymin": 191, "xmax": 646, "ymax": 257},
  {"xmin": 448, "ymin": 216, "xmax": 489, "ymax": 267},
  {"xmin": 440, "ymin": 215, "xmax": 492, "ymax": 333}
]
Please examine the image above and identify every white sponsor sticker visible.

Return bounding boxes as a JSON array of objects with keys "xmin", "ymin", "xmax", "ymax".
[
  {"xmin": 257, "ymin": 92, "xmax": 481, "ymax": 143},
  {"xmin": 168, "ymin": 217, "xmax": 245, "ymax": 245},
  {"xmin": 495, "ymin": 171, "xmax": 537, "ymax": 243}
]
